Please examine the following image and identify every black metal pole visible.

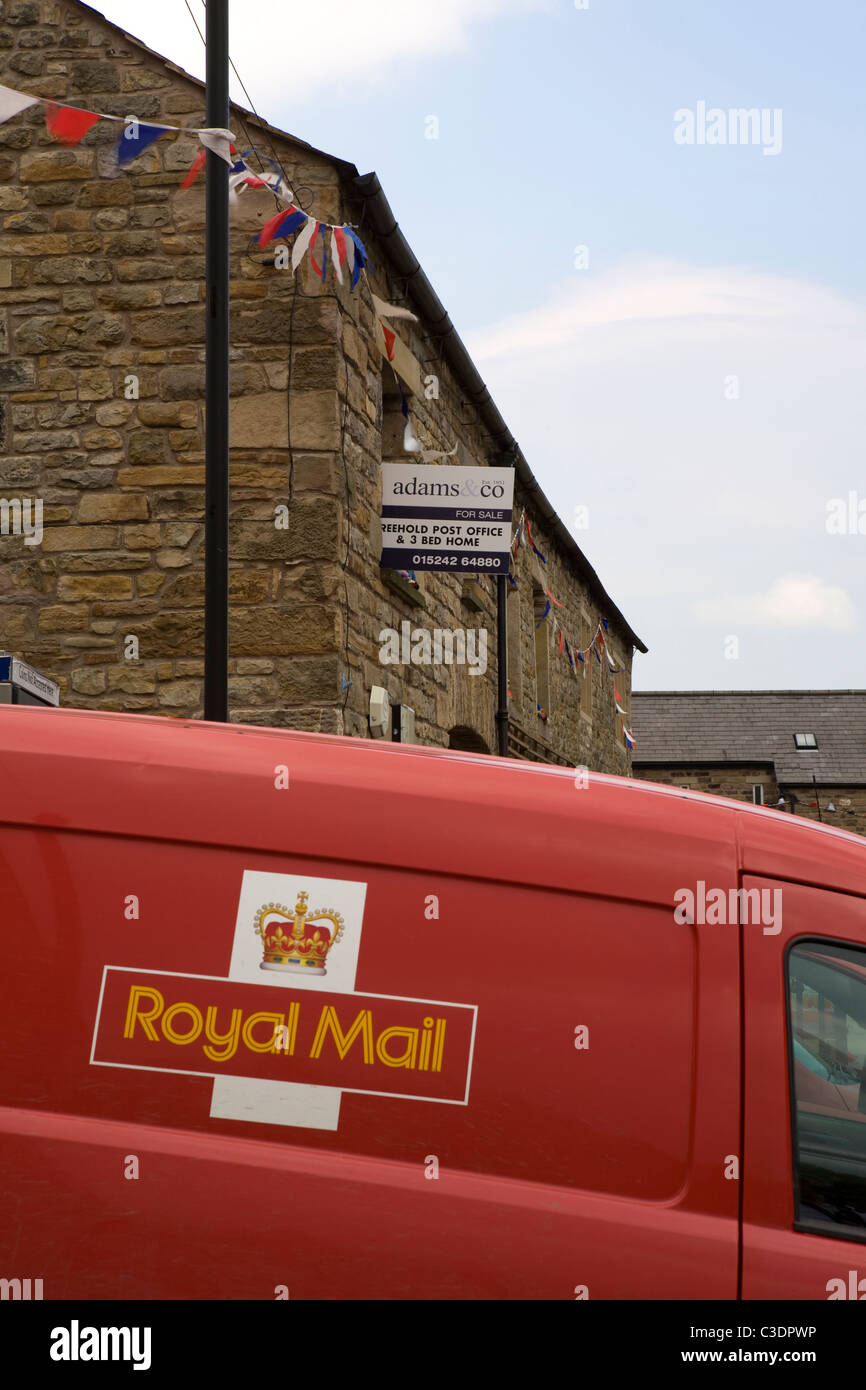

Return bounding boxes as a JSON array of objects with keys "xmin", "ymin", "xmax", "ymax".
[
  {"xmin": 812, "ymin": 773, "xmax": 824, "ymax": 823},
  {"xmin": 204, "ymin": 0, "xmax": 230, "ymax": 722},
  {"xmin": 496, "ymin": 573, "xmax": 509, "ymax": 756}
]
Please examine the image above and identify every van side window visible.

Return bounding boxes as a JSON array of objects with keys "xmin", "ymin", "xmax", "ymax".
[{"xmin": 788, "ymin": 941, "xmax": 866, "ymax": 1237}]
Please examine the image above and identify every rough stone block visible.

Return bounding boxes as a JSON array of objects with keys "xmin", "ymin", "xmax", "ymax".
[
  {"xmin": 41, "ymin": 525, "xmax": 118, "ymax": 551},
  {"xmin": 58, "ymin": 574, "xmax": 134, "ymax": 600},
  {"xmin": 228, "ymin": 390, "xmax": 340, "ymax": 451},
  {"xmin": 229, "ymin": 604, "xmax": 337, "ymax": 656},
  {"xmin": 38, "ymin": 602, "xmax": 88, "ymax": 632},
  {"xmin": 78, "ymin": 494, "xmax": 149, "ymax": 523},
  {"xmin": 137, "ymin": 401, "xmax": 198, "ymax": 428},
  {"xmin": 19, "ymin": 149, "xmax": 92, "ymax": 182}
]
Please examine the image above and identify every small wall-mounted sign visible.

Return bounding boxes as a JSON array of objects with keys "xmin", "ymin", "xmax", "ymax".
[
  {"xmin": 0, "ymin": 654, "xmax": 59, "ymax": 707},
  {"xmin": 369, "ymin": 685, "xmax": 391, "ymax": 739}
]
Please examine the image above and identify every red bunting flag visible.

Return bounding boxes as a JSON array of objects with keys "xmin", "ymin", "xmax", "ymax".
[
  {"xmin": 258, "ymin": 206, "xmax": 289, "ymax": 247},
  {"xmin": 544, "ymin": 586, "xmax": 562, "ymax": 608},
  {"xmin": 180, "ymin": 148, "xmax": 206, "ymax": 189},
  {"xmin": 380, "ymin": 319, "xmax": 396, "ymax": 361},
  {"xmin": 45, "ymin": 101, "xmax": 100, "ymax": 145},
  {"xmin": 558, "ymin": 629, "xmax": 564, "ymax": 655},
  {"xmin": 525, "ymin": 516, "xmax": 546, "ymax": 564}
]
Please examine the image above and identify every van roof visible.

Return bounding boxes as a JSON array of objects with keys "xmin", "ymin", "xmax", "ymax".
[{"xmin": 2, "ymin": 706, "xmax": 864, "ymax": 904}]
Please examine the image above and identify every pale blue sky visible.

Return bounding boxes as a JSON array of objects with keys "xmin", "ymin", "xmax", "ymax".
[{"xmin": 95, "ymin": 0, "xmax": 866, "ymax": 690}]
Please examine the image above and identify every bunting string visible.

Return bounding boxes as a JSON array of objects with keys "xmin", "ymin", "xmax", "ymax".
[
  {"xmin": 0, "ymin": 80, "xmax": 237, "ymax": 161},
  {"xmin": 0, "ymin": 83, "xmax": 631, "ymax": 742},
  {"xmin": 0, "ymin": 82, "xmax": 369, "ymax": 288},
  {"xmin": 512, "ymin": 508, "xmax": 635, "ymax": 749}
]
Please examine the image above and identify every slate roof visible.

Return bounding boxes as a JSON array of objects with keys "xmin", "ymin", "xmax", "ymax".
[{"xmin": 631, "ymin": 691, "xmax": 866, "ymax": 785}]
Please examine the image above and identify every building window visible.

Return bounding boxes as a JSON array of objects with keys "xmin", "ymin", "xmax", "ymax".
[
  {"xmin": 533, "ymin": 585, "xmax": 551, "ymax": 720},
  {"xmin": 381, "ymin": 377, "xmax": 408, "ymax": 459},
  {"xmin": 506, "ymin": 587, "xmax": 522, "ymax": 704},
  {"xmin": 794, "ymin": 733, "xmax": 818, "ymax": 750},
  {"xmin": 752, "ymin": 785, "xmax": 764, "ymax": 805},
  {"xmin": 379, "ymin": 375, "xmax": 424, "ymax": 595},
  {"xmin": 787, "ymin": 940, "xmax": 866, "ymax": 1239}
]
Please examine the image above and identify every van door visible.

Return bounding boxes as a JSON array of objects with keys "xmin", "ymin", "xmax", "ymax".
[
  {"xmin": 0, "ymin": 822, "xmax": 741, "ymax": 1300},
  {"xmin": 742, "ymin": 876, "xmax": 866, "ymax": 1299}
]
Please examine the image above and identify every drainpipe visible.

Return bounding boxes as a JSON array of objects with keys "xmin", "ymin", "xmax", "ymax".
[{"xmin": 496, "ymin": 574, "xmax": 508, "ymax": 756}]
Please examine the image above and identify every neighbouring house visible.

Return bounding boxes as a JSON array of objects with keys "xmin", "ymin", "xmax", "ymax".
[
  {"xmin": 0, "ymin": 0, "xmax": 645, "ymax": 769},
  {"xmin": 631, "ymin": 690, "xmax": 866, "ymax": 836}
]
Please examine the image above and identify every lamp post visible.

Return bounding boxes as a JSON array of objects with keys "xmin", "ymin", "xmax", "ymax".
[
  {"xmin": 812, "ymin": 773, "xmax": 824, "ymax": 823},
  {"xmin": 203, "ymin": 0, "xmax": 230, "ymax": 722}
]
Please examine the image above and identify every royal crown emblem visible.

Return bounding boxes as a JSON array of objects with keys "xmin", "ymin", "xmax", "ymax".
[{"xmin": 254, "ymin": 892, "xmax": 344, "ymax": 976}]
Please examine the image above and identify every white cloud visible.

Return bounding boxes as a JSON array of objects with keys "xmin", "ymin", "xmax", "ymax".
[
  {"xmin": 468, "ymin": 258, "xmax": 865, "ymax": 365},
  {"xmin": 464, "ymin": 258, "xmax": 866, "ymax": 685},
  {"xmin": 95, "ymin": 0, "xmax": 550, "ymax": 103},
  {"xmin": 692, "ymin": 575, "xmax": 857, "ymax": 631}
]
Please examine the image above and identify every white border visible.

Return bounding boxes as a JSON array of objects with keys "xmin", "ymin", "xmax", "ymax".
[{"xmin": 90, "ymin": 965, "xmax": 478, "ymax": 1108}]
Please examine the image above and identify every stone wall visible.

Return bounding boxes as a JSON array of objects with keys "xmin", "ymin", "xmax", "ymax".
[
  {"xmin": 0, "ymin": 0, "xmax": 637, "ymax": 773},
  {"xmin": 634, "ymin": 763, "xmax": 866, "ymax": 837}
]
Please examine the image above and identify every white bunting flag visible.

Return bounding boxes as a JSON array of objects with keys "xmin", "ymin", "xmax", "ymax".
[
  {"xmin": 196, "ymin": 127, "xmax": 236, "ymax": 165},
  {"xmin": 372, "ymin": 294, "xmax": 418, "ymax": 322},
  {"xmin": 292, "ymin": 216, "xmax": 318, "ymax": 273},
  {"xmin": 0, "ymin": 82, "xmax": 39, "ymax": 124},
  {"xmin": 331, "ymin": 227, "xmax": 344, "ymax": 285},
  {"xmin": 403, "ymin": 419, "xmax": 422, "ymax": 452},
  {"xmin": 420, "ymin": 445, "xmax": 458, "ymax": 462}
]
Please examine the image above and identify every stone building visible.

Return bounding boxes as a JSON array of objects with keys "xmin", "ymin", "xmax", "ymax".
[
  {"xmin": 0, "ymin": 0, "xmax": 645, "ymax": 770},
  {"xmin": 632, "ymin": 691, "xmax": 866, "ymax": 837}
]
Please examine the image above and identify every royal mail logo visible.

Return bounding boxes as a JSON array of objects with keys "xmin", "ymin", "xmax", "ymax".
[
  {"xmin": 91, "ymin": 967, "xmax": 474, "ymax": 1103},
  {"xmin": 90, "ymin": 870, "xmax": 477, "ymax": 1128}
]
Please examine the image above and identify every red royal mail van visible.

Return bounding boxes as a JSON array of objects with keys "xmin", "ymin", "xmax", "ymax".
[{"xmin": 2, "ymin": 704, "xmax": 866, "ymax": 1301}]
